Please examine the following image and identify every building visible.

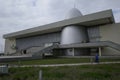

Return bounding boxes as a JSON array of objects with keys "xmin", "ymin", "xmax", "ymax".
[{"xmin": 3, "ymin": 8, "xmax": 120, "ymax": 57}]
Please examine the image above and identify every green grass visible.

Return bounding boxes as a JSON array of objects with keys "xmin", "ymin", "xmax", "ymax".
[
  {"xmin": 0, "ymin": 63, "xmax": 120, "ymax": 80},
  {"xmin": 1, "ymin": 58, "xmax": 88, "ymax": 65},
  {"xmin": 1, "ymin": 57, "xmax": 120, "ymax": 65}
]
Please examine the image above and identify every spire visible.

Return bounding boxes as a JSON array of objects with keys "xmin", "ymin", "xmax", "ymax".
[{"xmin": 74, "ymin": 0, "xmax": 76, "ymax": 8}]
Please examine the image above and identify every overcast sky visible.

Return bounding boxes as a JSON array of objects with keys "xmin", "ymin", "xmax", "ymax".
[{"xmin": 0, "ymin": 0, "xmax": 120, "ymax": 52}]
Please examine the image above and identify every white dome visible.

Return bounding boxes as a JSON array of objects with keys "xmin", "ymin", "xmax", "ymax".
[{"xmin": 65, "ymin": 8, "xmax": 82, "ymax": 19}]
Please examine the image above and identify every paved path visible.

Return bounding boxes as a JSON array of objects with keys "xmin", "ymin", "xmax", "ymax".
[{"xmin": 8, "ymin": 61, "xmax": 120, "ymax": 68}]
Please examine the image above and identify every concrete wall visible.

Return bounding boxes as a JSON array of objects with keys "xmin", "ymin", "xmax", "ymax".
[
  {"xmin": 5, "ymin": 38, "xmax": 16, "ymax": 54},
  {"xmin": 100, "ymin": 23, "xmax": 120, "ymax": 55},
  {"xmin": 101, "ymin": 47, "xmax": 120, "ymax": 56}
]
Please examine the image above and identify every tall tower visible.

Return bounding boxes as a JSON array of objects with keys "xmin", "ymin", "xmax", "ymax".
[{"xmin": 61, "ymin": 8, "xmax": 89, "ymax": 56}]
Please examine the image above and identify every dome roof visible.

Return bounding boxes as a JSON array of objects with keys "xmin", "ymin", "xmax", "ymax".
[{"xmin": 65, "ymin": 8, "xmax": 82, "ymax": 19}]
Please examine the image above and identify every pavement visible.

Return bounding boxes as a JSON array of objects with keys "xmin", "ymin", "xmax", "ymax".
[{"xmin": 8, "ymin": 61, "xmax": 120, "ymax": 68}]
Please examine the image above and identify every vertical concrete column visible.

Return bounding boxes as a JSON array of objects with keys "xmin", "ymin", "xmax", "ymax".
[
  {"xmin": 98, "ymin": 47, "xmax": 102, "ymax": 56},
  {"xmin": 72, "ymin": 48, "xmax": 75, "ymax": 56}
]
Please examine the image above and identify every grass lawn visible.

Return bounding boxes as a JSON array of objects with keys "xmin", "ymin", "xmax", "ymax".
[
  {"xmin": 0, "ymin": 63, "xmax": 120, "ymax": 80},
  {"xmin": 1, "ymin": 57, "xmax": 120, "ymax": 65}
]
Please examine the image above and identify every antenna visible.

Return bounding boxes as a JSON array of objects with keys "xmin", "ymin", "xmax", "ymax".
[{"xmin": 74, "ymin": 0, "xmax": 76, "ymax": 8}]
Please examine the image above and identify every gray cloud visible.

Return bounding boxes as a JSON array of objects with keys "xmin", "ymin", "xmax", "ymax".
[{"xmin": 0, "ymin": 0, "xmax": 120, "ymax": 52}]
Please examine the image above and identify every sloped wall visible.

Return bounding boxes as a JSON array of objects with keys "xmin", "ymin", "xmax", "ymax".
[{"xmin": 99, "ymin": 23, "xmax": 120, "ymax": 55}]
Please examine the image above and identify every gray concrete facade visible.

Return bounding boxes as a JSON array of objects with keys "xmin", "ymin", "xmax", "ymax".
[
  {"xmin": 16, "ymin": 32, "xmax": 61, "ymax": 50},
  {"xmin": 3, "ymin": 9, "xmax": 120, "ymax": 56}
]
